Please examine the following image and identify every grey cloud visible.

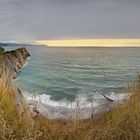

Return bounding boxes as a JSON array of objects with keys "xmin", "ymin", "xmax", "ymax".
[{"xmin": 0, "ymin": 0, "xmax": 140, "ymax": 42}]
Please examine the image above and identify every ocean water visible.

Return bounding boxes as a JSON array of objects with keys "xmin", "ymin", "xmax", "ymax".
[{"xmin": 4, "ymin": 46, "xmax": 140, "ymax": 119}]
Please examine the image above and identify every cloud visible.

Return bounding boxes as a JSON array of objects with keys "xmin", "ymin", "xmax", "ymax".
[{"xmin": 0, "ymin": 0, "xmax": 140, "ymax": 42}]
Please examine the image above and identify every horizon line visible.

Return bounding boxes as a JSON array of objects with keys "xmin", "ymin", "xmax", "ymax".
[{"xmin": 36, "ymin": 39, "xmax": 140, "ymax": 47}]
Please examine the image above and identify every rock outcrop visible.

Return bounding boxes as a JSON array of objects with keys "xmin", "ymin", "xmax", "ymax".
[
  {"xmin": 0, "ymin": 47, "xmax": 30, "ymax": 78},
  {"xmin": 0, "ymin": 47, "xmax": 33, "ymax": 126}
]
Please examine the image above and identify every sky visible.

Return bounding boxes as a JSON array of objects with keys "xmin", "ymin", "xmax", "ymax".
[{"xmin": 0, "ymin": 0, "xmax": 140, "ymax": 45}]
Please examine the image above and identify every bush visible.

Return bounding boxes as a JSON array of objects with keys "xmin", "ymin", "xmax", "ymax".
[{"xmin": 0, "ymin": 47, "xmax": 5, "ymax": 55}]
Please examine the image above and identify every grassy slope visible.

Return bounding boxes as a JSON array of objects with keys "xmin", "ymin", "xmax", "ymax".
[{"xmin": 0, "ymin": 73, "xmax": 140, "ymax": 140}]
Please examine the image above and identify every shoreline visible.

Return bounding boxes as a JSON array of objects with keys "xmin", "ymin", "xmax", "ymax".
[
  {"xmin": 20, "ymin": 59, "xmax": 130, "ymax": 120},
  {"xmin": 0, "ymin": 47, "xmax": 140, "ymax": 139},
  {"xmin": 23, "ymin": 91, "xmax": 130, "ymax": 120},
  {"xmin": 0, "ymin": 47, "xmax": 131, "ymax": 121}
]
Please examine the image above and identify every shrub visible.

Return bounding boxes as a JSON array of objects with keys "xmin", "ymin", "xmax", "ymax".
[{"xmin": 0, "ymin": 47, "xmax": 5, "ymax": 55}]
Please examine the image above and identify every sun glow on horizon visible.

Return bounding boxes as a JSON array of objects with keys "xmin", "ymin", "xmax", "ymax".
[{"xmin": 36, "ymin": 39, "xmax": 140, "ymax": 47}]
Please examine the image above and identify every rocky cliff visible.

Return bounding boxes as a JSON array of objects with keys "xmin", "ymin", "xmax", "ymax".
[
  {"xmin": 0, "ymin": 47, "xmax": 30, "ymax": 78},
  {"xmin": 0, "ymin": 47, "xmax": 33, "ymax": 125}
]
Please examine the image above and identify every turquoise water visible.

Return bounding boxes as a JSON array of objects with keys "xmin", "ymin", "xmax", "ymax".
[{"xmin": 4, "ymin": 46, "xmax": 140, "ymax": 118}]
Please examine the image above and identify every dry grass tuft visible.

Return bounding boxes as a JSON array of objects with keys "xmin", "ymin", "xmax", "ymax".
[{"xmin": 0, "ymin": 69, "xmax": 140, "ymax": 139}]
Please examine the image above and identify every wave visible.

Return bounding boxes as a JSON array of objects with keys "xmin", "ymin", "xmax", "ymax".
[
  {"xmin": 27, "ymin": 57, "xmax": 31, "ymax": 60},
  {"xmin": 22, "ymin": 57, "xmax": 30, "ymax": 68},
  {"xmin": 15, "ymin": 76, "xmax": 20, "ymax": 81},
  {"xmin": 23, "ymin": 91, "xmax": 129, "ymax": 119},
  {"xmin": 23, "ymin": 61, "xmax": 28, "ymax": 68}
]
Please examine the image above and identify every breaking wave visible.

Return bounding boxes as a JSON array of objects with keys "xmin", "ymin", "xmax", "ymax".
[{"xmin": 23, "ymin": 91, "xmax": 129, "ymax": 119}]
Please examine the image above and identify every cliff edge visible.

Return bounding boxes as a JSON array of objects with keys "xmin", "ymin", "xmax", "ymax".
[
  {"xmin": 0, "ymin": 47, "xmax": 33, "ymax": 125},
  {"xmin": 0, "ymin": 47, "xmax": 30, "ymax": 78}
]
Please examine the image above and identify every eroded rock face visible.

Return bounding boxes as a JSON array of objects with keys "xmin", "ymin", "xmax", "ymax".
[
  {"xmin": 0, "ymin": 48, "xmax": 33, "ymax": 125},
  {"xmin": 0, "ymin": 47, "xmax": 30, "ymax": 78}
]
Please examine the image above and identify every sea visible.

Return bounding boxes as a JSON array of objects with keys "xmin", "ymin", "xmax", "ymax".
[{"xmin": 4, "ymin": 45, "xmax": 140, "ymax": 119}]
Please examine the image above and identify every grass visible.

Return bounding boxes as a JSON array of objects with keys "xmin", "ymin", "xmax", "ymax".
[
  {"xmin": 0, "ymin": 47, "xmax": 5, "ymax": 55},
  {"xmin": 0, "ymin": 70, "xmax": 140, "ymax": 139}
]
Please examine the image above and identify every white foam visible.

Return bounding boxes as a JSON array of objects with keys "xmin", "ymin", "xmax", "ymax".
[
  {"xmin": 22, "ymin": 57, "xmax": 30, "ymax": 68},
  {"xmin": 23, "ymin": 61, "xmax": 28, "ymax": 68},
  {"xmin": 25, "ymin": 94, "xmax": 98, "ymax": 108},
  {"xmin": 27, "ymin": 57, "xmax": 31, "ymax": 60},
  {"xmin": 22, "ymin": 91, "xmax": 129, "ymax": 119},
  {"xmin": 15, "ymin": 76, "xmax": 20, "ymax": 81}
]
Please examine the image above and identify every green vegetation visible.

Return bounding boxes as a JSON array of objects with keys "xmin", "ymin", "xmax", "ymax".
[
  {"xmin": 0, "ymin": 72, "xmax": 140, "ymax": 139},
  {"xmin": 0, "ymin": 47, "xmax": 5, "ymax": 55}
]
